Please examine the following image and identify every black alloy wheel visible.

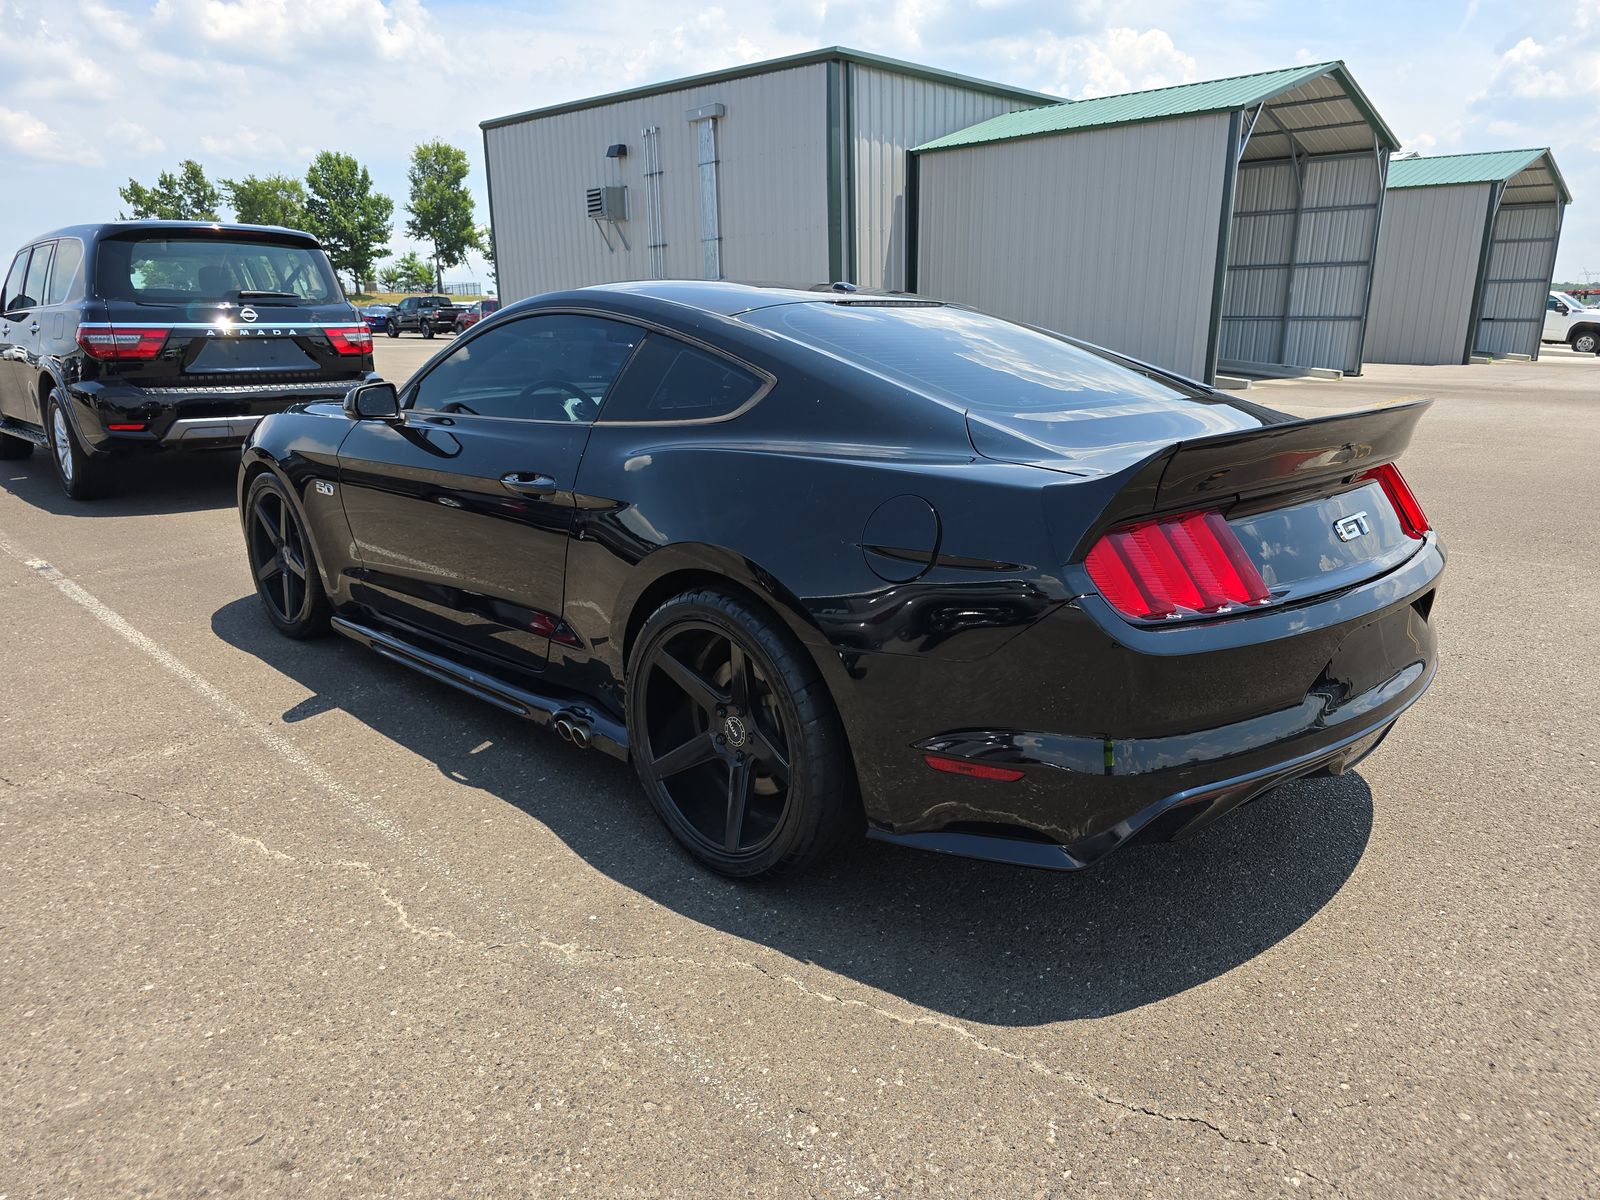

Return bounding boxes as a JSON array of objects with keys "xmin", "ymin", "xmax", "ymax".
[
  {"xmin": 386, "ymin": 322, "xmax": 399, "ymax": 338},
  {"xmin": 245, "ymin": 474, "xmax": 330, "ymax": 638},
  {"xmin": 628, "ymin": 590, "xmax": 857, "ymax": 878}
]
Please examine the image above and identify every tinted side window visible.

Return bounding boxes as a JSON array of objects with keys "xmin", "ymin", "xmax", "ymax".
[
  {"xmin": 44, "ymin": 239, "xmax": 84, "ymax": 306},
  {"xmin": 1, "ymin": 251, "xmax": 26, "ymax": 313},
  {"xmin": 600, "ymin": 333, "xmax": 764, "ymax": 422},
  {"xmin": 1546, "ymin": 296, "xmax": 1560, "ymax": 311},
  {"xmin": 411, "ymin": 313, "xmax": 644, "ymax": 421},
  {"xmin": 18, "ymin": 243, "xmax": 54, "ymax": 311}
]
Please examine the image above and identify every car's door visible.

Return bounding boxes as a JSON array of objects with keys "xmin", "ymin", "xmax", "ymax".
[
  {"xmin": 336, "ymin": 310, "xmax": 646, "ymax": 674},
  {"xmin": 1544, "ymin": 294, "xmax": 1565, "ymax": 342},
  {"xmin": 0, "ymin": 244, "xmax": 51, "ymax": 423}
]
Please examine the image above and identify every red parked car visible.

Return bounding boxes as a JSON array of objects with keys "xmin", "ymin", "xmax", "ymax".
[{"xmin": 454, "ymin": 298, "xmax": 500, "ymax": 332}]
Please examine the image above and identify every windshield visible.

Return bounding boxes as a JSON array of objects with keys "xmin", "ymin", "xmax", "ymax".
[
  {"xmin": 745, "ymin": 302, "xmax": 1216, "ymax": 414},
  {"xmin": 96, "ymin": 236, "xmax": 341, "ymax": 304}
]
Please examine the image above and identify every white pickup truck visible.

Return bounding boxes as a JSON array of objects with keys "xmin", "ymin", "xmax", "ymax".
[{"xmin": 1544, "ymin": 291, "xmax": 1600, "ymax": 354}]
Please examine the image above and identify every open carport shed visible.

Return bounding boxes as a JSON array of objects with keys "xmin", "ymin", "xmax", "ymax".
[
  {"xmin": 1365, "ymin": 149, "xmax": 1571, "ymax": 364},
  {"xmin": 910, "ymin": 62, "xmax": 1400, "ymax": 384}
]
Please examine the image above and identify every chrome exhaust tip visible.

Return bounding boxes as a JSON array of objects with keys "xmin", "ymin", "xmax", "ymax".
[
  {"xmin": 569, "ymin": 723, "xmax": 592, "ymax": 750},
  {"xmin": 553, "ymin": 718, "xmax": 574, "ymax": 742}
]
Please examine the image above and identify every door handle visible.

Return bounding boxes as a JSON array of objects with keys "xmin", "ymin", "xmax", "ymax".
[
  {"xmin": 28, "ymin": 323, "xmax": 39, "ymax": 334},
  {"xmin": 500, "ymin": 472, "xmax": 557, "ymax": 495}
]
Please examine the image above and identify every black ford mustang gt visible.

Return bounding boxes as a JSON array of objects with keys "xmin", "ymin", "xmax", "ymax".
[{"xmin": 238, "ymin": 281, "xmax": 1443, "ymax": 879}]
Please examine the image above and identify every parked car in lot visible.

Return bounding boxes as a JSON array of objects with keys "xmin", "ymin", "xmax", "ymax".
[
  {"xmin": 385, "ymin": 294, "xmax": 460, "ymax": 338},
  {"xmin": 239, "ymin": 281, "xmax": 1444, "ymax": 879},
  {"xmin": 0, "ymin": 220, "xmax": 373, "ymax": 499},
  {"xmin": 1544, "ymin": 291, "xmax": 1600, "ymax": 353},
  {"xmin": 360, "ymin": 304, "xmax": 393, "ymax": 333},
  {"xmin": 454, "ymin": 298, "xmax": 500, "ymax": 333}
]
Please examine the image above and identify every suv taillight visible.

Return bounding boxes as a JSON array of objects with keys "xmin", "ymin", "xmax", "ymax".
[
  {"xmin": 325, "ymin": 325, "xmax": 373, "ymax": 355},
  {"xmin": 1359, "ymin": 463, "xmax": 1430, "ymax": 539},
  {"xmin": 76, "ymin": 327, "xmax": 168, "ymax": 361},
  {"xmin": 1085, "ymin": 509, "xmax": 1272, "ymax": 621}
]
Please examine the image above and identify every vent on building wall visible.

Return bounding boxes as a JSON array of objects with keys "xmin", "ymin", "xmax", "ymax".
[{"xmin": 586, "ymin": 186, "xmax": 628, "ymax": 221}]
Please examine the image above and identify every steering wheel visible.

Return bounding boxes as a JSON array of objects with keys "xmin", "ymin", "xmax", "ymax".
[{"xmin": 519, "ymin": 378, "xmax": 597, "ymax": 422}]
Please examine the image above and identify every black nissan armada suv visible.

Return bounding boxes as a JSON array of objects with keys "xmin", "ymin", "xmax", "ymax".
[{"xmin": 0, "ymin": 221, "xmax": 374, "ymax": 499}]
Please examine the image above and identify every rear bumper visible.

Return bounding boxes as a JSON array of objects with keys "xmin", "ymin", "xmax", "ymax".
[
  {"xmin": 68, "ymin": 379, "xmax": 359, "ymax": 453},
  {"xmin": 854, "ymin": 536, "xmax": 1445, "ymax": 870}
]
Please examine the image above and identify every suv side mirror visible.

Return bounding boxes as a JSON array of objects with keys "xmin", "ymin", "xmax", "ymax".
[{"xmin": 345, "ymin": 380, "xmax": 401, "ymax": 421}]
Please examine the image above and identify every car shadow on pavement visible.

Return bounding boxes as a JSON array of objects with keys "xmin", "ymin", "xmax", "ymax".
[
  {"xmin": 213, "ymin": 595, "xmax": 1373, "ymax": 1026},
  {"xmin": 0, "ymin": 448, "xmax": 238, "ymax": 517}
]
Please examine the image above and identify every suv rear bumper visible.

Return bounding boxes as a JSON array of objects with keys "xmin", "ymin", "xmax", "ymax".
[{"xmin": 68, "ymin": 379, "xmax": 359, "ymax": 453}]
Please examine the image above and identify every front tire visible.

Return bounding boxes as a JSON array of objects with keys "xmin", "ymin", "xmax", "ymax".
[
  {"xmin": 627, "ymin": 589, "xmax": 858, "ymax": 879},
  {"xmin": 1571, "ymin": 328, "xmax": 1599, "ymax": 355},
  {"xmin": 386, "ymin": 322, "xmax": 399, "ymax": 338},
  {"xmin": 244, "ymin": 473, "xmax": 331, "ymax": 638},
  {"xmin": 44, "ymin": 391, "xmax": 114, "ymax": 500}
]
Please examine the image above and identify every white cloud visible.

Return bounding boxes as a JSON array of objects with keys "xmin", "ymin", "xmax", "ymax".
[
  {"xmin": 1003, "ymin": 27, "xmax": 1198, "ymax": 99},
  {"xmin": 109, "ymin": 121, "xmax": 166, "ymax": 156},
  {"xmin": 0, "ymin": 107, "xmax": 102, "ymax": 165}
]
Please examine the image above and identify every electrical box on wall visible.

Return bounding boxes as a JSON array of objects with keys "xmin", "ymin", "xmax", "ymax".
[{"xmin": 586, "ymin": 186, "xmax": 628, "ymax": 221}]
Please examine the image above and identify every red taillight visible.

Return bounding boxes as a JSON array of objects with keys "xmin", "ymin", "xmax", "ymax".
[
  {"xmin": 76, "ymin": 327, "xmax": 168, "ymax": 361},
  {"xmin": 325, "ymin": 325, "xmax": 373, "ymax": 355},
  {"xmin": 923, "ymin": 754, "xmax": 1025, "ymax": 783},
  {"xmin": 1359, "ymin": 463, "xmax": 1430, "ymax": 539},
  {"xmin": 1086, "ymin": 509, "xmax": 1271, "ymax": 621}
]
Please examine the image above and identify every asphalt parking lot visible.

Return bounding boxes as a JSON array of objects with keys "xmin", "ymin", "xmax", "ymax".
[{"xmin": 1, "ymin": 338, "xmax": 1595, "ymax": 1198}]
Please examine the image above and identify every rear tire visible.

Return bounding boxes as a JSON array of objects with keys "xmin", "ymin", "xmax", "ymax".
[
  {"xmin": 627, "ymin": 588, "xmax": 858, "ymax": 879},
  {"xmin": 0, "ymin": 431, "xmax": 31, "ymax": 459},
  {"xmin": 421, "ymin": 320, "xmax": 434, "ymax": 340},
  {"xmin": 1571, "ymin": 328, "xmax": 1599, "ymax": 355},
  {"xmin": 243, "ymin": 472, "xmax": 331, "ymax": 639},
  {"xmin": 44, "ymin": 390, "xmax": 114, "ymax": 500}
]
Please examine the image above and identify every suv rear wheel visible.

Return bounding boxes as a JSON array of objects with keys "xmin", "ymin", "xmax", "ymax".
[{"xmin": 44, "ymin": 390, "xmax": 114, "ymax": 500}]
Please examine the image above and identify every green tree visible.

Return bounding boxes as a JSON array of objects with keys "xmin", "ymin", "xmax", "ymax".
[
  {"xmin": 376, "ymin": 261, "xmax": 404, "ymax": 292},
  {"xmin": 405, "ymin": 141, "xmax": 482, "ymax": 289},
  {"xmin": 480, "ymin": 224, "xmax": 497, "ymax": 290},
  {"xmin": 223, "ymin": 174, "xmax": 308, "ymax": 229},
  {"xmin": 118, "ymin": 159, "xmax": 222, "ymax": 220},
  {"xmin": 303, "ymin": 151, "xmax": 394, "ymax": 290},
  {"xmin": 393, "ymin": 250, "xmax": 435, "ymax": 292}
]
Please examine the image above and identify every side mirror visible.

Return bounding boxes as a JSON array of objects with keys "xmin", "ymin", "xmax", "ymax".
[
  {"xmin": 1557, "ymin": 304, "xmax": 1570, "ymax": 316},
  {"xmin": 344, "ymin": 380, "xmax": 401, "ymax": 421}
]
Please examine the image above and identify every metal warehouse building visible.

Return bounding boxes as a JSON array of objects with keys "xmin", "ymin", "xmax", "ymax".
[
  {"xmin": 481, "ymin": 48, "xmax": 1053, "ymax": 300},
  {"xmin": 1364, "ymin": 149, "xmax": 1571, "ymax": 364},
  {"xmin": 910, "ymin": 63, "xmax": 1400, "ymax": 384}
]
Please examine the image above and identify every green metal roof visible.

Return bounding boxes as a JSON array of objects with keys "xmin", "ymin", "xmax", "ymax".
[
  {"xmin": 914, "ymin": 61, "xmax": 1398, "ymax": 152},
  {"xmin": 1386, "ymin": 149, "xmax": 1571, "ymax": 203}
]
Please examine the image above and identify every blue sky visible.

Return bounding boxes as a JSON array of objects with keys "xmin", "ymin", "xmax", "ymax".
[{"xmin": 2, "ymin": 0, "xmax": 1596, "ymax": 284}]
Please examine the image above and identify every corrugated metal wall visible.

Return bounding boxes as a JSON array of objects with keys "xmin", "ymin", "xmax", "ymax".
[
  {"xmin": 1364, "ymin": 184, "xmax": 1489, "ymax": 365},
  {"xmin": 848, "ymin": 66, "xmax": 1040, "ymax": 291},
  {"xmin": 1220, "ymin": 152, "xmax": 1382, "ymax": 375},
  {"xmin": 915, "ymin": 113, "xmax": 1231, "ymax": 379},
  {"xmin": 485, "ymin": 64, "xmax": 830, "ymax": 300},
  {"xmin": 1476, "ymin": 202, "xmax": 1562, "ymax": 359}
]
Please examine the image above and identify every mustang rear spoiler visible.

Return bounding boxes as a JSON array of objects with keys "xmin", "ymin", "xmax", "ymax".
[{"xmin": 1075, "ymin": 398, "xmax": 1433, "ymax": 552}]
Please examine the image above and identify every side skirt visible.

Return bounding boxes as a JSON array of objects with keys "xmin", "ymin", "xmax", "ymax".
[{"xmin": 331, "ymin": 616, "xmax": 629, "ymax": 762}]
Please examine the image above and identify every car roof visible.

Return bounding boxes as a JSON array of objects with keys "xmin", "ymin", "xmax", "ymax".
[
  {"xmin": 530, "ymin": 279, "xmax": 937, "ymax": 318},
  {"xmin": 20, "ymin": 220, "xmax": 320, "ymax": 246}
]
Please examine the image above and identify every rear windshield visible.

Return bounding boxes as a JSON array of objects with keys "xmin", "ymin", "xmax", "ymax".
[
  {"xmin": 94, "ymin": 236, "xmax": 341, "ymax": 304},
  {"xmin": 744, "ymin": 302, "xmax": 1208, "ymax": 414}
]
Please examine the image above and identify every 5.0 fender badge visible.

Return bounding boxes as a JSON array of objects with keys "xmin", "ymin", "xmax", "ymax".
[{"xmin": 314, "ymin": 480, "xmax": 335, "ymax": 496}]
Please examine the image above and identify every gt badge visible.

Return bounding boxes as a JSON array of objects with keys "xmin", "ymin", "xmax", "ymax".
[{"xmin": 1333, "ymin": 511, "xmax": 1371, "ymax": 542}]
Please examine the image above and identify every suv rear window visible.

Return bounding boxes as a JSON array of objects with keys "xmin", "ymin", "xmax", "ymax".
[{"xmin": 94, "ymin": 236, "xmax": 341, "ymax": 304}]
